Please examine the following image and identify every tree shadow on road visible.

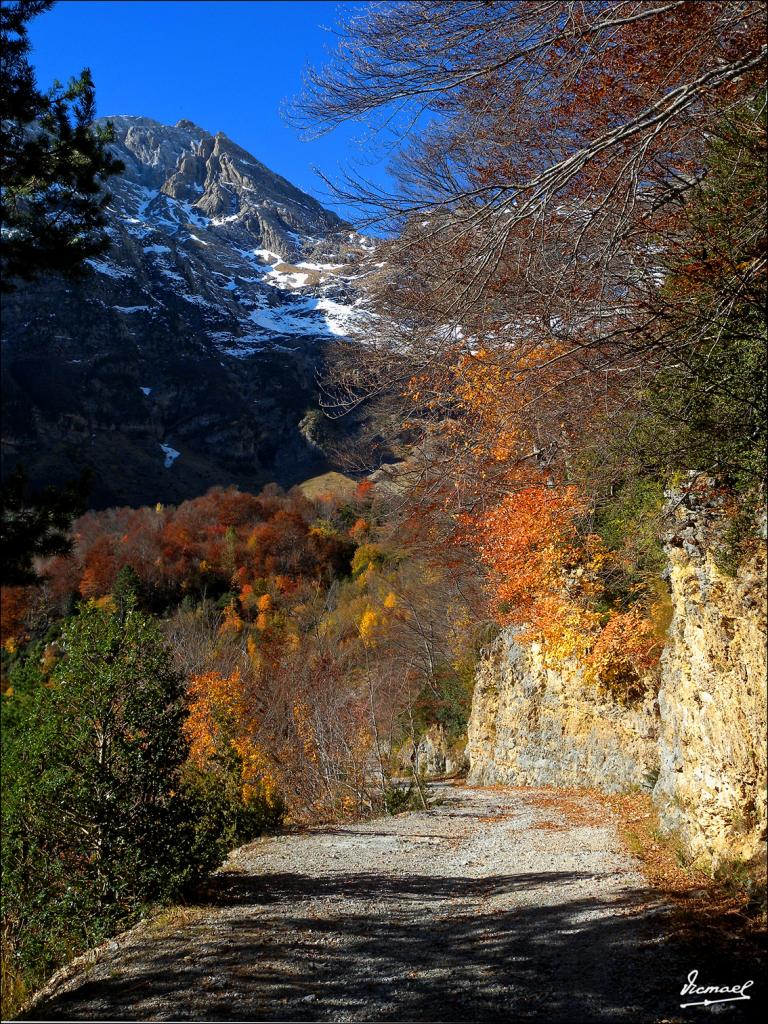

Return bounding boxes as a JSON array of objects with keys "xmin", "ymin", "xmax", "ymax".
[{"xmin": 28, "ymin": 866, "xmax": 766, "ymax": 1023}]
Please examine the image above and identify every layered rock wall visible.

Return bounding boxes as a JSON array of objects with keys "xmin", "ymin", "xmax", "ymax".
[
  {"xmin": 467, "ymin": 491, "xmax": 767, "ymax": 868},
  {"xmin": 652, "ymin": 495, "xmax": 766, "ymax": 868},
  {"xmin": 467, "ymin": 636, "xmax": 658, "ymax": 792}
]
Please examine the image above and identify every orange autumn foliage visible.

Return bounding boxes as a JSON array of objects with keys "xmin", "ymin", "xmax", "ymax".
[
  {"xmin": 39, "ymin": 484, "xmax": 362, "ymax": 612},
  {"xmin": 349, "ymin": 517, "xmax": 370, "ymax": 541},
  {"xmin": 184, "ymin": 668, "xmax": 279, "ymax": 805},
  {"xmin": 446, "ymin": 344, "xmax": 571, "ymax": 464},
  {"xmin": 468, "ymin": 484, "xmax": 587, "ymax": 624},
  {"xmin": 355, "ymin": 479, "xmax": 374, "ymax": 501},
  {"xmin": 587, "ymin": 606, "xmax": 662, "ymax": 690},
  {"xmin": 465, "ymin": 479, "xmax": 660, "ymax": 690},
  {"xmin": 220, "ymin": 601, "xmax": 243, "ymax": 634},
  {"xmin": 0, "ymin": 586, "xmax": 33, "ymax": 648}
]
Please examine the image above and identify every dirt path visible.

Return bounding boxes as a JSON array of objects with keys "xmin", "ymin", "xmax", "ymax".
[{"xmin": 25, "ymin": 784, "xmax": 763, "ymax": 1022}]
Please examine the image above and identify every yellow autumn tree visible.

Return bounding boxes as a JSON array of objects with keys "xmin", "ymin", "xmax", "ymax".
[
  {"xmin": 358, "ymin": 606, "xmax": 378, "ymax": 646},
  {"xmin": 184, "ymin": 668, "xmax": 280, "ymax": 808}
]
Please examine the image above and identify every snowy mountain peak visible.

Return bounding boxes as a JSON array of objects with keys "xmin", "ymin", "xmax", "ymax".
[
  {"xmin": 101, "ymin": 115, "xmax": 344, "ymax": 262},
  {"xmin": 85, "ymin": 115, "xmax": 374, "ymax": 356},
  {"xmin": 2, "ymin": 116, "xmax": 375, "ymax": 506}
]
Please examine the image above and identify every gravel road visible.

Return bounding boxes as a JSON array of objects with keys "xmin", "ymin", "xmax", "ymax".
[{"xmin": 24, "ymin": 783, "xmax": 763, "ymax": 1022}]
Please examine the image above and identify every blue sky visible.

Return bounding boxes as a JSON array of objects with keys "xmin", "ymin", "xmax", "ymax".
[{"xmin": 28, "ymin": 0, "xmax": 391, "ymax": 218}]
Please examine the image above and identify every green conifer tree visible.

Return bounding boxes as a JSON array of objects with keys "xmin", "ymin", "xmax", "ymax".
[
  {"xmin": 0, "ymin": 0, "xmax": 124, "ymax": 290},
  {"xmin": 0, "ymin": 603, "xmax": 222, "ymax": 989},
  {"xmin": 0, "ymin": 467, "xmax": 89, "ymax": 585}
]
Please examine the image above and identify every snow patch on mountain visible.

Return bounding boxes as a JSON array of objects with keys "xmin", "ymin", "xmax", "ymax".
[
  {"xmin": 86, "ymin": 259, "xmax": 132, "ymax": 279},
  {"xmin": 160, "ymin": 443, "xmax": 181, "ymax": 468}
]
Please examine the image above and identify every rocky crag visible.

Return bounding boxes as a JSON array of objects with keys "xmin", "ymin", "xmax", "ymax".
[
  {"xmin": 653, "ymin": 488, "xmax": 766, "ymax": 868},
  {"xmin": 1, "ymin": 116, "xmax": 373, "ymax": 507},
  {"xmin": 467, "ymin": 639, "xmax": 658, "ymax": 794},
  {"xmin": 467, "ymin": 487, "xmax": 767, "ymax": 870}
]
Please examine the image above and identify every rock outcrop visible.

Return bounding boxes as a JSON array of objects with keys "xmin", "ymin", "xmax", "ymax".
[
  {"xmin": 400, "ymin": 726, "xmax": 468, "ymax": 778},
  {"xmin": 466, "ymin": 486, "xmax": 767, "ymax": 869},
  {"xmin": 467, "ymin": 636, "xmax": 658, "ymax": 792},
  {"xmin": 652, "ymin": 487, "xmax": 767, "ymax": 869}
]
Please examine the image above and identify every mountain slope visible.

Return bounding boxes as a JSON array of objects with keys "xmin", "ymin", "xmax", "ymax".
[{"xmin": 1, "ymin": 116, "xmax": 372, "ymax": 507}]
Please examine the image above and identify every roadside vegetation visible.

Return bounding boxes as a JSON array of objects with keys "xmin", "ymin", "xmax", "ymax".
[{"xmin": 0, "ymin": 480, "xmax": 483, "ymax": 1014}]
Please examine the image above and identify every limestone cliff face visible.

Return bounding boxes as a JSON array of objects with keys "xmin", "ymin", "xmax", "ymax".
[
  {"xmin": 652, "ymin": 492, "xmax": 767, "ymax": 869},
  {"xmin": 467, "ymin": 634, "xmax": 658, "ymax": 792},
  {"xmin": 399, "ymin": 726, "xmax": 468, "ymax": 779},
  {"xmin": 466, "ymin": 489, "xmax": 766, "ymax": 868}
]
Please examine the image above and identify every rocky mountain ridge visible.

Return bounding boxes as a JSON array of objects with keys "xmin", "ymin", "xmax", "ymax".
[{"xmin": 1, "ymin": 116, "xmax": 374, "ymax": 507}]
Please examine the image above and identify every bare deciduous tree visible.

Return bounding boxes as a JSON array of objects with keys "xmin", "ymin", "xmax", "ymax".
[{"xmin": 293, "ymin": 2, "xmax": 766, "ymax": 504}]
